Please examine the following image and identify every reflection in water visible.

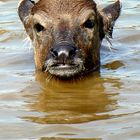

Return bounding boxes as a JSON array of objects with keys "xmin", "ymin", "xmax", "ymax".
[
  {"xmin": 23, "ymin": 71, "xmax": 121, "ymax": 124},
  {"xmin": 40, "ymin": 138, "xmax": 101, "ymax": 140}
]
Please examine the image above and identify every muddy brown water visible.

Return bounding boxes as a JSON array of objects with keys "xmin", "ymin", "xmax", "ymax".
[{"xmin": 0, "ymin": 0, "xmax": 140, "ymax": 140}]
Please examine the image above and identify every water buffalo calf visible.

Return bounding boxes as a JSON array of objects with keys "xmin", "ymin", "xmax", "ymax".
[{"xmin": 18, "ymin": 0, "xmax": 121, "ymax": 79}]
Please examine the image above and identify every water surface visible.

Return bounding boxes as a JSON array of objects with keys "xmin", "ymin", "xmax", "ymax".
[{"xmin": 0, "ymin": 0, "xmax": 140, "ymax": 140}]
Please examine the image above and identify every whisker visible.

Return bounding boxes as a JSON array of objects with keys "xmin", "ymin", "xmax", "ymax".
[
  {"xmin": 105, "ymin": 35, "xmax": 113, "ymax": 53},
  {"xmin": 22, "ymin": 36, "xmax": 33, "ymax": 51},
  {"xmin": 46, "ymin": 74, "xmax": 53, "ymax": 82}
]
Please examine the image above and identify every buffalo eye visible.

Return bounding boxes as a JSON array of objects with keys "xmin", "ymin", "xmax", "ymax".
[
  {"xmin": 34, "ymin": 23, "xmax": 45, "ymax": 32},
  {"xmin": 30, "ymin": 0, "xmax": 35, "ymax": 4},
  {"xmin": 83, "ymin": 19, "xmax": 95, "ymax": 29}
]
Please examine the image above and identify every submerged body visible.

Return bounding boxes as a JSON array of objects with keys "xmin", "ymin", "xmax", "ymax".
[{"xmin": 18, "ymin": 0, "xmax": 121, "ymax": 79}]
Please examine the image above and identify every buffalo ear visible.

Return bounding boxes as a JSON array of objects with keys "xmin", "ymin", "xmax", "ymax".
[
  {"xmin": 99, "ymin": 0, "xmax": 121, "ymax": 39},
  {"xmin": 18, "ymin": 0, "xmax": 36, "ymax": 39},
  {"xmin": 18, "ymin": 0, "xmax": 35, "ymax": 22}
]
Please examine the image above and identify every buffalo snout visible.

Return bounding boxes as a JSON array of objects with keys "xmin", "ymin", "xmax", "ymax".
[{"xmin": 50, "ymin": 44, "xmax": 77, "ymax": 63}]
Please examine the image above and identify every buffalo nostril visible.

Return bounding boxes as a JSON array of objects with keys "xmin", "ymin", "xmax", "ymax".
[
  {"xmin": 50, "ymin": 48, "xmax": 58, "ymax": 57},
  {"xmin": 69, "ymin": 48, "xmax": 76, "ymax": 57}
]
